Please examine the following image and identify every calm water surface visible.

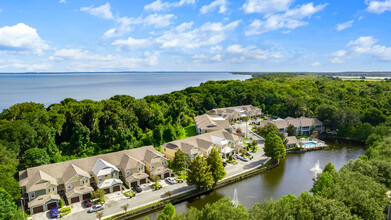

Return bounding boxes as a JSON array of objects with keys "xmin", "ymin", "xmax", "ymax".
[
  {"xmin": 136, "ymin": 141, "xmax": 365, "ymax": 220},
  {"xmin": 0, "ymin": 72, "xmax": 250, "ymax": 111}
]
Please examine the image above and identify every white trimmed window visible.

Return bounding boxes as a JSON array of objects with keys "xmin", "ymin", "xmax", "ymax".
[
  {"xmin": 139, "ymin": 167, "xmax": 142, "ymax": 171},
  {"xmin": 49, "ymin": 188, "xmax": 54, "ymax": 192},
  {"xmin": 112, "ymin": 172, "xmax": 116, "ymax": 177},
  {"xmin": 151, "ymin": 165, "xmax": 155, "ymax": 170},
  {"xmin": 162, "ymin": 161, "xmax": 166, "ymax": 166},
  {"xmin": 67, "ymin": 183, "xmax": 71, "ymax": 190},
  {"xmin": 126, "ymin": 169, "xmax": 130, "ymax": 176},
  {"xmin": 98, "ymin": 176, "xmax": 103, "ymax": 183},
  {"xmin": 30, "ymin": 192, "xmax": 35, "ymax": 199},
  {"xmin": 83, "ymin": 179, "xmax": 88, "ymax": 184}
]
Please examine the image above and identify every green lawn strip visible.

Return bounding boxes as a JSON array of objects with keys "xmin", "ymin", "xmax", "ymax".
[{"xmin": 179, "ymin": 124, "xmax": 198, "ymax": 139}]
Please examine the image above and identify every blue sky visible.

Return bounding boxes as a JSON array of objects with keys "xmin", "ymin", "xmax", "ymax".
[{"xmin": 0, "ymin": 0, "xmax": 390, "ymax": 72}]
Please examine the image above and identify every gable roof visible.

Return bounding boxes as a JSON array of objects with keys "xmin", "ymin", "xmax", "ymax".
[
  {"xmin": 194, "ymin": 114, "xmax": 231, "ymax": 131},
  {"xmin": 119, "ymin": 154, "xmax": 145, "ymax": 171},
  {"xmin": 62, "ymin": 164, "xmax": 90, "ymax": 183},
  {"xmin": 26, "ymin": 170, "xmax": 57, "ymax": 193},
  {"xmin": 19, "ymin": 145, "xmax": 166, "ymax": 191},
  {"xmin": 92, "ymin": 158, "xmax": 119, "ymax": 176}
]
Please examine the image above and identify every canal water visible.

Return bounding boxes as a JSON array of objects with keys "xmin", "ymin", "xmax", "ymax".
[{"xmin": 135, "ymin": 141, "xmax": 365, "ymax": 219}]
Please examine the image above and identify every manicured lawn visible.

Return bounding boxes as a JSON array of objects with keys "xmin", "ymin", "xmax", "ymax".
[{"xmin": 179, "ymin": 124, "xmax": 198, "ymax": 139}]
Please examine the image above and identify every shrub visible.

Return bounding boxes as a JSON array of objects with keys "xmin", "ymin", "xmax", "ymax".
[
  {"xmin": 124, "ymin": 190, "xmax": 135, "ymax": 197},
  {"xmin": 152, "ymin": 182, "xmax": 162, "ymax": 190},
  {"xmin": 60, "ymin": 207, "xmax": 71, "ymax": 216},
  {"xmin": 59, "ymin": 199, "xmax": 64, "ymax": 208},
  {"xmin": 99, "ymin": 198, "xmax": 105, "ymax": 204},
  {"xmin": 90, "ymin": 192, "xmax": 95, "ymax": 199}
]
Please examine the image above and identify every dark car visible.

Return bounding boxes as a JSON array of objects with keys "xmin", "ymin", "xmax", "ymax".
[
  {"xmin": 50, "ymin": 207, "xmax": 60, "ymax": 218},
  {"xmin": 222, "ymin": 161, "xmax": 228, "ymax": 167},
  {"xmin": 133, "ymin": 186, "xmax": 142, "ymax": 193},
  {"xmin": 83, "ymin": 199, "xmax": 92, "ymax": 207}
]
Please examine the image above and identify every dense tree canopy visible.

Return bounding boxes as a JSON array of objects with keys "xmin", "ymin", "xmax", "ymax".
[
  {"xmin": 2, "ymin": 74, "xmax": 391, "ymax": 217},
  {"xmin": 264, "ymin": 132, "xmax": 286, "ymax": 160}
]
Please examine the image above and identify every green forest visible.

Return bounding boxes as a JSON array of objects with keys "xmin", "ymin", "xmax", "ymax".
[{"xmin": 1, "ymin": 74, "xmax": 391, "ymax": 218}]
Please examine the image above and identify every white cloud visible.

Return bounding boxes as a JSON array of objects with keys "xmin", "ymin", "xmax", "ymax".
[
  {"xmin": 49, "ymin": 49, "xmax": 90, "ymax": 61},
  {"xmin": 331, "ymin": 36, "xmax": 391, "ymax": 63},
  {"xmin": 144, "ymin": 0, "xmax": 195, "ymax": 12},
  {"xmin": 59, "ymin": 0, "xmax": 66, "ymax": 3},
  {"xmin": 112, "ymin": 37, "xmax": 150, "ymax": 50},
  {"xmin": 81, "ymin": 3, "xmax": 114, "ymax": 20},
  {"xmin": 103, "ymin": 14, "xmax": 175, "ymax": 39},
  {"xmin": 336, "ymin": 20, "xmax": 354, "ymax": 31},
  {"xmin": 311, "ymin": 61, "xmax": 321, "ymax": 66},
  {"xmin": 103, "ymin": 16, "xmax": 141, "ymax": 39},
  {"xmin": 144, "ymin": 14, "xmax": 176, "ymax": 28},
  {"xmin": 0, "ymin": 60, "xmax": 51, "ymax": 72},
  {"xmin": 49, "ymin": 48, "xmax": 158, "ymax": 70},
  {"xmin": 226, "ymin": 44, "xmax": 281, "ymax": 60},
  {"xmin": 155, "ymin": 20, "xmax": 241, "ymax": 49},
  {"xmin": 242, "ymin": 0, "xmax": 293, "ymax": 14},
  {"xmin": 192, "ymin": 54, "xmax": 208, "ymax": 59},
  {"xmin": 211, "ymin": 54, "xmax": 223, "ymax": 61},
  {"xmin": 0, "ymin": 9, "xmax": 2, "ymax": 13},
  {"xmin": 365, "ymin": 0, "xmax": 391, "ymax": 14},
  {"xmin": 245, "ymin": 3, "xmax": 327, "ymax": 35},
  {"xmin": 0, "ymin": 23, "xmax": 49, "ymax": 54},
  {"xmin": 201, "ymin": 0, "xmax": 228, "ymax": 14}
]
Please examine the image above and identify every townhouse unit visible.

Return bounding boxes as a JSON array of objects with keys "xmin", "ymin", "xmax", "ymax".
[
  {"xmin": 260, "ymin": 117, "xmax": 324, "ymax": 136},
  {"xmin": 19, "ymin": 146, "xmax": 171, "ymax": 215},
  {"xmin": 161, "ymin": 129, "xmax": 245, "ymax": 160},
  {"xmin": 208, "ymin": 105, "xmax": 263, "ymax": 121},
  {"xmin": 194, "ymin": 113, "xmax": 232, "ymax": 134}
]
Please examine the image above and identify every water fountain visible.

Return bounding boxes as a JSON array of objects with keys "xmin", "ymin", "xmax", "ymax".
[
  {"xmin": 232, "ymin": 188, "xmax": 239, "ymax": 207},
  {"xmin": 310, "ymin": 160, "xmax": 322, "ymax": 179}
]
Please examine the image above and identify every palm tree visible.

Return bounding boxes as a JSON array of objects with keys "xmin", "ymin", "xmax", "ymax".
[{"xmin": 243, "ymin": 116, "xmax": 250, "ymax": 138}]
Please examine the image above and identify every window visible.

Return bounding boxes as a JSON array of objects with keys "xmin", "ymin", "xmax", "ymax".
[
  {"xmin": 67, "ymin": 183, "xmax": 71, "ymax": 190},
  {"xmin": 49, "ymin": 187, "xmax": 54, "ymax": 192},
  {"xmin": 164, "ymin": 148, "xmax": 166, "ymax": 152},
  {"xmin": 162, "ymin": 161, "xmax": 166, "ymax": 166},
  {"xmin": 30, "ymin": 192, "xmax": 35, "ymax": 199},
  {"xmin": 139, "ymin": 167, "xmax": 143, "ymax": 171},
  {"xmin": 126, "ymin": 169, "xmax": 130, "ymax": 176},
  {"xmin": 112, "ymin": 172, "xmax": 116, "ymax": 177},
  {"xmin": 83, "ymin": 179, "xmax": 88, "ymax": 184},
  {"xmin": 98, "ymin": 176, "xmax": 103, "ymax": 183},
  {"xmin": 151, "ymin": 165, "xmax": 155, "ymax": 169}
]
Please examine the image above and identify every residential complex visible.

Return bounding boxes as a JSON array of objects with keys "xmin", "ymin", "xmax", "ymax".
[
  {"xmin": 161, "ymin": 129, "xmax": 245, "ymax": 160},
  {"xmin": 208, "ymin": 105, "xmax": 263, "ymax": 121},
  {"xmin": 260, "ymin": 117, "xmax": 324, "ymax": 136},
  {"xmin": 19, "ymin": 146, "xmax": 171, "ymax": 214},
  {"xmin": 194, "ymin": 113, "xmax": 232, "ymax": 134}
]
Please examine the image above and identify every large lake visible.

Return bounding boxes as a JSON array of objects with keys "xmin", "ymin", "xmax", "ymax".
[{"xmin": 0, "ymin": 72, "xmax": 251, "ymax": 111}]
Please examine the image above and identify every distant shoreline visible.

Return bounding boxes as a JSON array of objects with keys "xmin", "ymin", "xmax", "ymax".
[
  {"xmin": 231, "ymin": 71, "xmax": 391, "ymax": 77},
  {"xmin": 0, "ymin": 71, "xmax": 231, "ymax": 74}
]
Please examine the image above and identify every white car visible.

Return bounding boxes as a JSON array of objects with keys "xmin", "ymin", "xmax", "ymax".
[
  {"xmin": 88, "ymin": 204, "xmax": 104, "ymax": 213},
  {"xmin": 165, "ymin": 177, "xmax": 177, "ymax": 184},
  {"xmin": 239, "ymin": 156, "xmax": 249, "ymax": 162}
]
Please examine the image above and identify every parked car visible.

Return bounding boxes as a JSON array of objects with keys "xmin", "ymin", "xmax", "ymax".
[
  {"xmin": 83, "ymin": 199, "xmax": 92, "ymax": 207},
  {"xmin": 133, "ymin": 185, "xmax": 142, "ymax": 193},
  {"xmin": 88, "ymin": 204, "xmax": 104, "ymax": 213},
  {"xmin": 222, "ymin": 161, "xmax": 228, "ymax": 167},
  {"xmin": 165, "ymin": 177, "xmax": 177, "ymax": 184},
  {"xmin": 50, "ymin": 207, "xmax": 60, "ymax": 218},
  {"xmin": 245, "ymin": 152, "xmax": 252, "ymax": 157},
  {"xmin": 239, "ymin": 156, "xmax": 249, "ymax": 162}
]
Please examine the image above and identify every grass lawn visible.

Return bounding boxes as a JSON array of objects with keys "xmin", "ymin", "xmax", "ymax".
[{"xmin": 179, "ymin": 124, "xmax": 198, "ymax": 139}]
